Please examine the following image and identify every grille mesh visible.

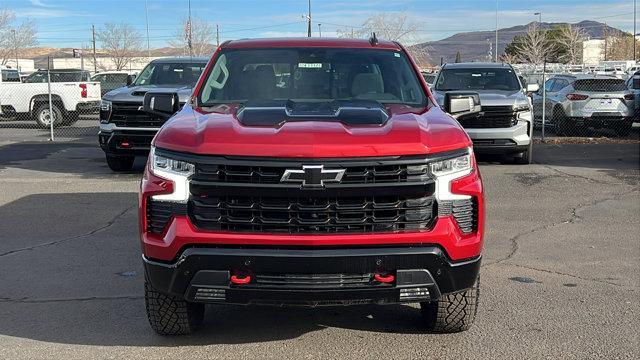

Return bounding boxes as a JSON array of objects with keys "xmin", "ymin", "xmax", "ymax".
[
  {"xmin": 189, "ymin": 195, "xmax": 435, "ymax": 234},
  {"xmin": 457, "ymin": 106, "xmax": 517, "ymax": 129},
  {"xmin": 110, "ymin": 102, "xmax": 166, "ymax": 127}
]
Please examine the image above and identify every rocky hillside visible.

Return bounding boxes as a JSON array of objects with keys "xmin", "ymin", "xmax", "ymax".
[{"xmin": 410, "ymin": 20, "xmax": 624, "ymax": 64}]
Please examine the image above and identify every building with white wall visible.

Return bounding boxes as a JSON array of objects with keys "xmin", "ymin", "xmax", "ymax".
[
  {"xmin": 582, "ymin": 39, "xmax": 605, "ymax": 66},
  {"xmin": 51, "ymin": 57, "xmax": 162, "ymax": 73},
  {"xmin": 0, "ymin": 59, "xmax": 36, "ymax": 72}
]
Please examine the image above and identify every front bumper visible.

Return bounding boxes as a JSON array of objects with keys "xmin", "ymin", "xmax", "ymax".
[
  {"xmin": 465, "ymin": 120, "xmax": 531, "ymax": 154},
  {"xmin": 143, "ymin": 246, "xmax": 481, "ymax": 305},
  {"xmin": 98, "ymin": 123, "xmax": 159, "ymax": 155}
]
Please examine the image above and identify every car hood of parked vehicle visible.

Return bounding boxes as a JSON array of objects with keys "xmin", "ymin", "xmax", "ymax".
[
  {"xmin": 431, "ymin": 89, "xmax": 531, "ymax": 109},
  {"xmin": 153, "ymin": 103, "xmax": 472, "ymax": 158},
  {"xmin": 103, "ymin": 85, "xmax": 194, "ymax": 103}
]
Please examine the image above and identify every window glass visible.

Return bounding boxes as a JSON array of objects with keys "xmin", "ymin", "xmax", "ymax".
[
  {"xmin": 435, "ymin": 68, "xmax": 521, "ymax": 91},
  {"xmin": 198, "ymin": 48, "xmax": 427, "ymax": 106},
  {"xmin": 133, "ymin": 62, "xmax": 206, "ymax": 86},
  {"xmin": 543, "ymin": 79, "xmax": 555, "ymax": 92},
  {"xmin": 1, "ymin": 69, "xmax": 21, "ymax": 82}
]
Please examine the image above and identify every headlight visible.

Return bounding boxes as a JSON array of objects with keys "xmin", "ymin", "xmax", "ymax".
[
  {"xmin": 149, "ymin": 146, "xmax": 194, "ymax": 202},
  {"xmin": 430, "ymin": 152, "xmax": 471, "ymax": 178},
  {"xmin": 100, "ymin": 100, "xmax": 111, "ymax": 111},
  {"xmin": 429, "ymin": 149, "xmax": 473, "ymax": 201},
  {"xmin": 514, "ymin": 105, "xmax": 532, "ymax": 121}
]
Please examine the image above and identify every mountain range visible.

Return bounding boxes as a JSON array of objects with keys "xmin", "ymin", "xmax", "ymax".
[{"xmin": 410, "ymin": 20, "xmax": 625, "ymax": 65}]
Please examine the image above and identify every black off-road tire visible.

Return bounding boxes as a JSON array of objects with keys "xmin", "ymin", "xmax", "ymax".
[
  {"xmin": 420, "ymin": 276, "xmax": 479, "ymax": 333},
  {"xmin": 513, "ymin": 139, "xmax": 533, "ymax": 165},
  {"xmin": 105, "ymin": 154, "xmax": 135, "ymax": 172},
  {"xmin": 145, "ymin": 282, "xmax": 205, "ymax": 335}
]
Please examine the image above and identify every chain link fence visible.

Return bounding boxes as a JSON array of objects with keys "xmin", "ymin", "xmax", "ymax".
[
  {"xmin": 0, "ymin": 64, "xmax": 132, "ymax": 142},
  {"xmin": 521, "ymin": 70, "xmax": 639, "ymax": 139}
]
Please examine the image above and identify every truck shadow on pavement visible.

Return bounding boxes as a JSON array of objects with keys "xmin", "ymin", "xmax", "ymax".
[
  {"xmin": 0, "ymin": 140, "xmax": 147, "ymax": 178},
  {"xmin": 0, "ymin": 192, "xmax": 430, "ymax": 347}
]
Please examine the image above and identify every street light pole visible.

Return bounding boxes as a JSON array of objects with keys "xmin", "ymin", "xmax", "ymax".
[
  {"xmin": 495, "ymin": 0, "xmax": 498, "ymax": 62},
  {"xmin": 534, "ymin": 12, "xmax": 542, "ymax": 27},
  {"xmin": 634, "ymin": 0, "xmax": 637, "ymax": 62},
  {"xmin": 318, "ymin": 23, "xmax": 322, "ymax": 37},
  {"xmin": 307, "ymin": 0, "xmax": 312, "ymax": 37}
]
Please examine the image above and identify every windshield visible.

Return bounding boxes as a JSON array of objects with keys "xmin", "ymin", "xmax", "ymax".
[
  {"xmin": 1, "ymin": 69, "xmax": 20, "ymax": 82},
  {"xmin": 435, "ymin": 68, "xmax": 521, "ymax": 91},
  {"xmin": 198, "ymin": 48, "xmax": 427, "ymax": 107},
  {"xmin": 133, "ymin": 61, "xmax": 206, "ymax": 87}
]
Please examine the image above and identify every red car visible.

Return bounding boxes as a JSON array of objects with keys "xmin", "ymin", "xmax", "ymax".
[{"xmin": 140, "ymin": 37, "xmax": 484, "ymax": 335}]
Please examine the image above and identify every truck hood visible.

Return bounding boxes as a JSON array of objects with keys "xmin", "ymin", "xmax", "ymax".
[
  {"xmin": 153, "ymin": 104, "xmax": 472, "ymax": 158},
  {"xmin": 432, "ymin": 89, "xmax": 530, "ymax": 109},
  {"xmin": 102, "ymin": 85, "xmax": 194, "ymax": 103}
]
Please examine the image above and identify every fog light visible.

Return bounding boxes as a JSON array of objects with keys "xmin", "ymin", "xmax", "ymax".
[
  {"xmin": 194, "ymin": 288, "xmax": 226, "ymax": 301},
  {"xmin": 399, "ymin": 287, "xmax": 430, "ymax": 301}
]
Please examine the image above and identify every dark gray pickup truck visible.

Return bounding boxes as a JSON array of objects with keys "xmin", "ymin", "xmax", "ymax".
[{"xmin": 98, "ymin": 57, "xmax": 208, "ymax": 171}]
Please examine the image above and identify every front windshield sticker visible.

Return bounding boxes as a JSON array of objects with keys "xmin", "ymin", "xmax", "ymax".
[{"xmin": 298, "ymin": 63, "xmax": 323, "ymax": 68}]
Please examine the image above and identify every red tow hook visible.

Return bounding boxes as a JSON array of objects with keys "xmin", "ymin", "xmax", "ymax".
[
  {"xmin": 374, "ymin": 273, "xmax": 395, "ymax": 283},
  {"xmin": 230, "ymin": 274, "xmax": 252, "ymax": 285}
]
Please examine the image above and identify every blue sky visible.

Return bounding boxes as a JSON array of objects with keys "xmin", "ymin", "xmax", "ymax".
[{"xmin": 5, "ymin": 0, "xmax": 639, "ymax": 48}]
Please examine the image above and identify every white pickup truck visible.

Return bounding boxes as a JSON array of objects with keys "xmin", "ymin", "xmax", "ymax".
[{"xmin": 0, "ymin": 69, "xmax": 101, "ymax": 127}]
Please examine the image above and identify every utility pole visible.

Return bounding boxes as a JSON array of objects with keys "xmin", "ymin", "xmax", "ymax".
[
  {"xmin": 11, "ymin": 29, "xmax": 18, "ymax": 71},
  {"xmin": 318, "ymin": 23, "xmax": 322, "ymax": 37},
  {"xmin": 216, "ymin": 24, "xmax": 220, "ymax": 47},
  {"xmin": 307, "ymin": 0, "xmax": 312, "ymax": 37},
  {"xmin": 603, "ymin": 23, "xmax": 608, "ymax": 61},
  {"xmin": 495, "ymin": 0, "xmax": 498, "ymax": 62},
  {"xmin": 187, "ymin": 0, "xmax": 193, "ymax": 56},
  {"xmin": 634, "ymin": 0, "xmax": 637, "ymax": 62},
  {"xmin": 92, "ymin": 24, "xmax": 97, "ymax": 73},
  {"xmin": 145, "ymin": 0, "xmax": 150, "ymax": 58}
]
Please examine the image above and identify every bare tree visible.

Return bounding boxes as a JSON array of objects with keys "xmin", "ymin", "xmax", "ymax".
[
  {"xmin": 96, "ymin": 22, "xmax": 142, "ymax": 71},
  {"xmin": 556, "ymin": 25, "xmax": 587, "ymax": 64},
  {"xmin": 407, "ymin": 45, "xmax": 432, "ymax": 69},
  {"xmin": 513, "ymin": 24, "xmax": 555, "ymax": 64},
  {"xmin": 0, "ymin": 9, "xmax": 37, "ymax": 66},
  {"xmin": 604, "ymin": 33, "xmax": 639, "ymax": 61},
  {"xmin": 499, "ymin": 53, "xmax": 519, "ymax": 64},
  {"xmin": 169, "ymin": 17, "xmax": 215, "ymax": 56},
  {"xmin": 337, "ymin": 12, "xmax": 420, "ymax": 43}
]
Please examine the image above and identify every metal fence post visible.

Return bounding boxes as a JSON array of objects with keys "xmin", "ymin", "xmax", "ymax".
[
  {"xmin": 47, "ymin": 56, "xmax": 54, "ymax": 141},
  {"xmin": 541, "ymin": 61, "xmax": 546, "ymax": 142}
]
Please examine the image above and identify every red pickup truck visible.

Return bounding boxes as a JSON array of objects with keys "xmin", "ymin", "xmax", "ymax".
[{"xmin": 139, "ymin": 37, "xmax": 484, "ymax": 335}]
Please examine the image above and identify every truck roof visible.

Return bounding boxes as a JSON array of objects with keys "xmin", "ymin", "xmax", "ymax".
[
  {"xmin": 150, "ymin": 56, "xmax": 210, "ymax": 63},
  {"xmin": 222, "ymin": 37, "xmax": 402, "ymax": 50},
  {"xmin": 442, "ymin": 62, "xmax": 513, "ymax": 69}
]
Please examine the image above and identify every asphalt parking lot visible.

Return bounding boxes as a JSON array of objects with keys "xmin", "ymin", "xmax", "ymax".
[{"xmin": 0, "ymin": 138, "xmax": 638, "ymax": 359}]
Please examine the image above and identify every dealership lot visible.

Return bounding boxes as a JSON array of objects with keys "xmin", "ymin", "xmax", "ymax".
[{"xmin": 0, "ymin": 140, "xmax": 638, "ymax": 359}]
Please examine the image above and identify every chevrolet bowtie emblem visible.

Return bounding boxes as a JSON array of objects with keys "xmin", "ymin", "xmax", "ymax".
[{"xmin": 281, "ymin": 165, "xmax": 345, "ymax": 188}]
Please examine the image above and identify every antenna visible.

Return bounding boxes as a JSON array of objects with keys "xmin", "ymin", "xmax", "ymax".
[{"xmin": 369, "ymin": 32, "xmax": 378, "ymax": 46}]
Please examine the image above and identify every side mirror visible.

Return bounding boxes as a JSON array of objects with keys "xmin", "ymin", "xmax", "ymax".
[
  {"xmin": 126, "ymin": 75, "xmax": 133, "ymax": 86},
  {"xmin": 444, "ymin": 91, "xmax": 481, "ymax": 119},
  {"xmin": 142, "ymin": 92, "xmax": 180, "ymax": 120},
  {"xmin": 526, "ymin": 83, "xmax": 540, "ymax": 93}
]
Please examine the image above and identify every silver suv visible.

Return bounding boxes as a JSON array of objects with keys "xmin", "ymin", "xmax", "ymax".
[
  {"xmin": 532, "ymin": 74, "xmax": 635, "ymax": 136},
  {"xmin": 431, "ymin": 62, "xmax": 537, "ymax": 164}
]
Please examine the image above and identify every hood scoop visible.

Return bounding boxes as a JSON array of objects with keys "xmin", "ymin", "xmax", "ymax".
[
  {"xmin": 132, "ymin": 90, "xmax": 148, "ymax": 96},
  {"xmin": 236, "ymin": 100, "xmax": 389, "ymax": 127}
]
